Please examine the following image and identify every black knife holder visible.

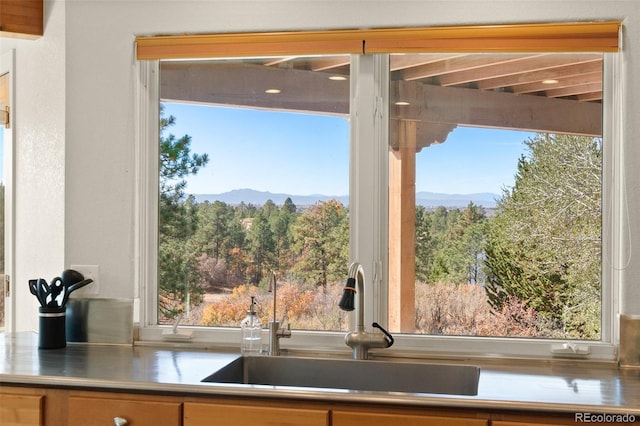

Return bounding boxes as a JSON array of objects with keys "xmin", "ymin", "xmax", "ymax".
[{"xmin": 38, "ymin": 307, "xmax": 66, "ymax": 349}]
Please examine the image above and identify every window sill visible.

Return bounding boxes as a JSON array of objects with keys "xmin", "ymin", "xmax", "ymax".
[{"xmin": 135, "ymin": 325, "xmax": 617, "ymax": 363}]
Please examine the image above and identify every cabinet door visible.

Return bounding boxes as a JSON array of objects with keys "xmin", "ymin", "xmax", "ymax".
[
  {"xmin": 0, "ymin": 393, "xmax": 43, "ymax": 426},
  {"xmin": 184, "ymin": 402, "xmax": 329, "ymax": 426},
  {"xmin": 332, "ymin": 411, "xmax": 488, "ymax": 426},
  {"xmin": 68, "ymin": 396, "xmax": 181, "ymax": 426},
  {"xmin": 493, "ymin": 422, "xmax": 574, "ymax": 426}
]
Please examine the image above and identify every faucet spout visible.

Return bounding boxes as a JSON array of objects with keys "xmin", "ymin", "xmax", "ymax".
[
  {"xmin": 339, "ymin": 262, "xmax": 394, "ymax": 360},
  {"xmin": 267, "ymin": 270, "xmax": 291, "ymax": 356}
]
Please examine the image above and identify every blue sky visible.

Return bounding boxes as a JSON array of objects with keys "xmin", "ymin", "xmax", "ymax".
[{"xmin": 162, "ymin": 102, "xmax": 533, "ymax": 196}]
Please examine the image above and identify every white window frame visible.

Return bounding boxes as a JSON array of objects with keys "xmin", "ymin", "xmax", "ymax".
[
  {"xmin": 1, "ymin": 50, "xmax": 16, "ymax": 333},
  {"xmin": 135, "ymin": 52, "xmax": 620, "ymax": 361}
]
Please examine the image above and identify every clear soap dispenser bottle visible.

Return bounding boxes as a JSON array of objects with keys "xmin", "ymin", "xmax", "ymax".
[{"xmin": 241, "ymin": 296, "xmax": 262, "ymax": 354}]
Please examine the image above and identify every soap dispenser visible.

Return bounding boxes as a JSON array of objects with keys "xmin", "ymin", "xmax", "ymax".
[{"xmin": 241, "ymin": 296, "xmax": 262, "ymax": 354}]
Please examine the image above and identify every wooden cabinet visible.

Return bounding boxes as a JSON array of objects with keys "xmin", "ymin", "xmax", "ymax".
[
  {"xmin": 332, "ymin": 411, "xmax": 488, "ymax": 426},
  {"xmin": 67, "ymin": 393, "xmax": 182, "ymax": 426},
  {"xmin": 0, "ymin": 388, "xmax": 43, "ymax": 426},
  {"xmin": 493, "ymin": 423, "xmax": 556, "ymax": 426},
  {"xmin": 0, "ymin": 384, "xmax": 626, "ymax": 426},
  {"xmin": 0, "ymin": 0, "xmax": 43, "ymax": 39},
  {"xmin": 492, "ymin": 420, "xmax": 577, "ymax": 426},
  {"xmin": 184, "ymin": 402, "xmax": 329, "ymax": 426}
]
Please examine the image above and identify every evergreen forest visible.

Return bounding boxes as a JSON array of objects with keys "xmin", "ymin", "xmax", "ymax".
[{"xmin": 159, "ymin": 108, "xmax": 602, "ymax": 340}]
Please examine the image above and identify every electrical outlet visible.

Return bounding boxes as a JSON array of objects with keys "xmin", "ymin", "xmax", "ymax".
[{"xmin": 69, "ymin": 265, "xmax": 99, "ymax": 296}]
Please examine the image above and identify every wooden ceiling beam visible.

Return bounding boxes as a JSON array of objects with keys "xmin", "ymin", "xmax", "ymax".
[
  {"xmin": 545, "ymin": 81, "xmax": 602, "ymax": 98},
  {"xmin": 161, "ymin": 62, "xmax": 602, "ymax": 139},
  {"xmin": 512, "ymin": 71, "xmax": 601, "ymax": 95},
  {"xmin": 264, "ymin": 57, "xmax": 298, "ymax": 66},
  {"xmin": 390, "ymin": 54, "xmax": 465, "ymax": 71},
  {"xmin": 438, "ymin": 54, "xmax": 551, "ymax": 86},
  {"xmin": 392, "ymin": 80, "xmax": 601, "ymax": 136},
  {"xmin": 161, "ymin": 61, "xmax": 350, "ymax": 116},
  {"xmin": 577, "ymin": 91, "xmax": 603, "ymax": 102},
  {"xmin": 394, "ymin": 54, "xmax": 531, "ymax": 81},
  {"xmin": 439, "ymin": 53, "xmax": 599, "ymax": 87},
  {"xmin": 311, "ymin": 57, "xmax": 351, "ymax": 71},
  {"xmin": 477, "ymin": 59, "xmax": 602, "ymax": 90}
]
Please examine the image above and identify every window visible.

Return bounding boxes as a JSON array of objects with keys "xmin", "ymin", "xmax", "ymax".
[
  {"xmin": 388, "ymin": 53, "xmax": 604, "ymax": 341},
  {"xmin": 136, "ymin": 22, "xmax": 621, "ymax": 359},
  {"xmin": 157, "ymin": 57, "xmax": 351, "ymax": 331}
]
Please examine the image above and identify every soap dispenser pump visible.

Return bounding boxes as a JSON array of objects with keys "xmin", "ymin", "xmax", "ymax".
[{"xmin": 241, "ymin": 296, "xmax": 262, "ymax": 354}]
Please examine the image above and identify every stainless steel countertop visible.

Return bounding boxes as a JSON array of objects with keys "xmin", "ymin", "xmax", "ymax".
[{"xmin": 1, "ymin": 332, "xmax": 639, "ymax": 415}]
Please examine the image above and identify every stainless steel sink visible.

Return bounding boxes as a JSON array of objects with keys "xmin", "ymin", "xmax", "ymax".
[{"xmin": 202, "ymin": 355, "xmax": 480, "ymax": 396}]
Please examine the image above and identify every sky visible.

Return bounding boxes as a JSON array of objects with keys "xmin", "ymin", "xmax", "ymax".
[{"xmin": 162, "ymin": 102, "xmax": 534, "ymax": 196}]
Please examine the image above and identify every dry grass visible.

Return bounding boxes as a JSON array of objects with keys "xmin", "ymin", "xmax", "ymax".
[{"xmin": 177, "ymin": 280, "xmax": 548, "ymax": 338}]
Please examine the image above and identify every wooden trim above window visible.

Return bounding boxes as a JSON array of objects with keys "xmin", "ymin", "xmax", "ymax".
[
  {"xmin": 364, "ymin": 21, "xmax": 620, "ymax": 53},
  {"xmin": 136, "ymin": 21, "xmax": 620, "ymax": 60},
  {"xmin": 135, "ymin": 30, "xmax": 365, "ymax": 60}
]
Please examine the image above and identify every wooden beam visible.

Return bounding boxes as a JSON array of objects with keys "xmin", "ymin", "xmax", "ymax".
[
  {"xmin": 391, "ymin": 80, "xmax": 602, "ymax": 138},
  {"xmin": 578, "ymin": 92, "xmax": 602, "ymax": 102},
  {"xmin": 389, "ymin": 120, "xmax": 417, "ymax": 333},
  {"xmin": 438, "ymin": 53, "xmax": 597, "ymax": 87},
  {"xmin": 391, "ymin": 120, "xmax": 457, "ymax": 152},
  {"xmin": 477, "ymin": 59, "xmax": 602, "ymax": 90},
  {"xmin": 512, "ymin": 71, "xmax": 601, "ymax": 95},
  {"xmin": 310, "ymin": 57, "xmax": 350, "ymax": 71},
  {"xmin": 161, "ymin": 62, "xmax": 350, "ymax": 116},
  {"xmin": 162, "ymin": 62, "xmax": 602, "ymax": 137},
  {"xmin": 395, "ymin": 54, "xmax": 531, "ymax": 81},
  {"xmin": 545, "ymin": 82, "xmax": 602, "ymax": 98},
  {"xmin": 390, "ymin": 54, "xmax": 465, "ymax": 72}
]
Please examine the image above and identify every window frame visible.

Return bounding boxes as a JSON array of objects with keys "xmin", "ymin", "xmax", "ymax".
[
  {"xmin": 135, "ymin": 24, "xmax": 621, "ymax": 361},
  {"xmin": 1, "ymin": 49, "xmax": 16, "ymax": 333}
]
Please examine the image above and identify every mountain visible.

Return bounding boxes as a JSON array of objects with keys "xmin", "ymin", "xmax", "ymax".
[
  {"xmin": 191, "ymin": 189, "xmax": 349, "ymax": 206},
  {"xmin": 191, "ymin": 189, "xmax": 499, "ymax": 208},
  {"xmin": 415, "ymin": 191, "xmax": 499, "ymax": 208}
]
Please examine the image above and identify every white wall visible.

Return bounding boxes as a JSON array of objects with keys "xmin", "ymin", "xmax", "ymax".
[
  {"xmin": 0, "ymin": 0, "xmax": 66, "ymax": 331},
  {"xmin": 2, "ymin": 0, "xmax": 640, "ymax": 331}
]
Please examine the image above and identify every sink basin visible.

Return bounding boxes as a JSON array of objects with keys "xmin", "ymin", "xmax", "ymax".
[{"xmin": 202, "ymin": 356, "xmax": 480, "ymax": 396}]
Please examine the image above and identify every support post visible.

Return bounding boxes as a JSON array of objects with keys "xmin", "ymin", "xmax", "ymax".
[{"xmin": 388, "ymin": 120, "xmax": 417, "ymax": 333}]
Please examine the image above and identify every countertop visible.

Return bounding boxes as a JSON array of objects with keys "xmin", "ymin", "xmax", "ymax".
[{"xmin": 1, "ymin": 332, "xmax": 639, "ymax": 415}]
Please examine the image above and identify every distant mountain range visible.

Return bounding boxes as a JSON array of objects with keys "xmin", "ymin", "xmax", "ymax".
[{"xmin": 191, "ymin": 189, "xmax": 499, "ymax": 208}]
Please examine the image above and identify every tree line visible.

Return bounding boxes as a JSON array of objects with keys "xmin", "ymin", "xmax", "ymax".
[{"xmin": 160, "ymin": 107, "xmax": 601, "ymax": 339}]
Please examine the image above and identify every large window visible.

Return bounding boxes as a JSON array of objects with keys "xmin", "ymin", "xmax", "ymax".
[
  {"xmin": 387, "ymin": 53, "xmax": 604, "ymax": 341},
  {"xmin": 157, "ymin": 57, "xmax": 351, "ymax": 331},
  {"xmin": 137, "ymin": 22, "xmax": 620, "ymax": 359}
]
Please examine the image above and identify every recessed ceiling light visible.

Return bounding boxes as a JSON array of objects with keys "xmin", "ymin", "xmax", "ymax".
[
  {"xmin": 542, "ymin": 79, "xmax": 559, "ymax": 85},
  {"xmin": 265, "ymin": 89, "xmax": 281, "ymax": 94},
  {"xmin": 395, "ymin": 101, "xmax": 410, "ymax": 106},
  {"xmin": 329, "ymin": 75, "xmax": 347, "ymax": 81}
]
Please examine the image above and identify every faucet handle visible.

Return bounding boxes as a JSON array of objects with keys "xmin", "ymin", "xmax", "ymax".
[
  {"xmin": 278, "ymin": 323, "xmax": 292, "ymax": 338},
  {"xmin": 372, "ymin": 322, "xmax": 394, "ymax": 348}
]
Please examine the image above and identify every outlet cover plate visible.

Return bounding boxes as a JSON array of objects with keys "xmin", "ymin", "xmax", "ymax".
[{"xmin": 69, "ymin": 265, "xmax": 99, "ymax": 296}]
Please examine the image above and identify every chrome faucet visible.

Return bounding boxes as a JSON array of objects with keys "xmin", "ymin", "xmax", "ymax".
[
  {"xmin": 338, "ymin": 262, "xmax": 394, "ymax": 360},
  {"xmin": 267, "ymin": 270, "xmax": 291, "ymax": 356}
]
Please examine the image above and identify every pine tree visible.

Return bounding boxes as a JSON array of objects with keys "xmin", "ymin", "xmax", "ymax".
[
  {"xmin": 292, "ymin": 200, "xmax": 349, "ymax": 288},
  {"xmin": 484, "ymin": 134, "xmax": 601, "ymax": 338},
  {"xmin": 247, "ymin": 211, "xmax": 276, "ymax": 285},
  {"xmin": 158, "ymin": 105, "xmax": 209, "ymax": 320}
]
